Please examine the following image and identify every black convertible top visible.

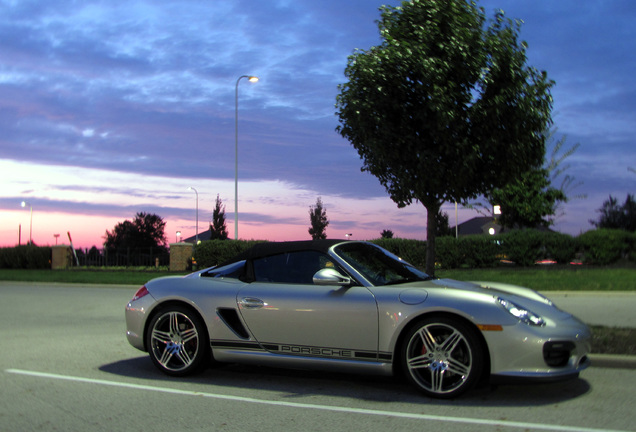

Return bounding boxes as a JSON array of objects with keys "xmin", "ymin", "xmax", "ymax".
[{"xmin": 222, "ymin": 239, "xmax": 347, "ymax": 266}]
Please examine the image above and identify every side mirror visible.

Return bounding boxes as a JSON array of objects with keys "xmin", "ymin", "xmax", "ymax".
[{"xmin": 313, "ymin": 268, "xmax": 352, "ymax": 286}]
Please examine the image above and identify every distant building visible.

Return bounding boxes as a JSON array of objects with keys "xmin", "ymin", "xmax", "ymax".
[
  {"xmin": 453, "ymin": 217, "xmax": 554, "ymax": 237},
  {"xmin": 182, "ymin": 229, "xmax": 212, "ymax": 244},
  {"xmin": 453, "ymin": 217, "xmax": 503, "ymax": 237}
]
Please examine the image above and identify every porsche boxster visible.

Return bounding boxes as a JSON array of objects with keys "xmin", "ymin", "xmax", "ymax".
[{"xmin": 125, "ymin": 240, "xmax": 591, "ymax": 398}]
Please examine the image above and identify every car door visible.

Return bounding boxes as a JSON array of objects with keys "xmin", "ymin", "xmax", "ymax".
[{"xmin": 236, "ymin": 250, "xmax": 379, "ymax": 360}]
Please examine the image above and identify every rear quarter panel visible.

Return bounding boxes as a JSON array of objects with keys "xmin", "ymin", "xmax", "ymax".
[{"xmin": 145, "ymin": 276, "xmax": 248, "ymax": 343}]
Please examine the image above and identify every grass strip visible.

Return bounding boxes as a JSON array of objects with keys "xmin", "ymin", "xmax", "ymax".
[
  {"xmin": 437, "ymin": 266, "xmax": 636, "ymax": 291},
  {"xmin": 591, "ymin": 326, "xmax": 636, "ymax": 355},
  {"xmin": 0, "ymin": 269, "xmax": 187, "ymax": 285}
]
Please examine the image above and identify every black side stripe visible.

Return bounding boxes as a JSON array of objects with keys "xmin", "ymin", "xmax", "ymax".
[{"xmin": 210, "ymin": 339, "xmax": 392, "ymax": 362}]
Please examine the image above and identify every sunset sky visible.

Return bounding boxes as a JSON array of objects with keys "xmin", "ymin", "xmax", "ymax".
[{"xmin": 1, "ymin": 0, "xmax": 635, "ymax": 250}]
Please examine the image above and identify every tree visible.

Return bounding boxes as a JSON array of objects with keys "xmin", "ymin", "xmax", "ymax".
[
  {"xmin": 468, "ymin": 129, "xmax": 581, "ymax": 228},
  {"xmin": 436, "ymin": 211, "xmax": 453, "ymax": 237},
  {"xmin": 590, "ymin": 194, "xmax": 636, "ymax": 231},
  {"xmin": 104, "ymin": 212, "xmax": 168, "ymax": 253},
  {"xmin": 488, "ymin": 168, "xmax": 566, "ymax": 229},
  {"xmin": 209, "ymin": 194, "xmax": 229, "ymax": 240},
  {"xmin": 381, "ymin": 229, "xmax": 394, "ymax": 239},
  {"xmin": 336, "ymin": 0, "xmax": 553, "ymax": 274},
  {"xmin": 308, "ymin": 197, "xmax": 329, "ymax": 240},
  {"xmin": 545, "ymin": 131, "xmax": 584, "ymax": 205}
]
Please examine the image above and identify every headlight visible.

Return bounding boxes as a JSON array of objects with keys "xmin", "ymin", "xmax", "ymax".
[{"xmin": 497, "ymin": 297, "xmax": 545, "ymax": 327}]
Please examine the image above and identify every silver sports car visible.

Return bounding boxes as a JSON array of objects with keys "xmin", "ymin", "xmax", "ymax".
[{"xmin": 125, "ymin": 240, "xmax": 591, "ymax": 398}]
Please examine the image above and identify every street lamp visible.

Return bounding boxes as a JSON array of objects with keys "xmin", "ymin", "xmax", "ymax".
[
  {"xmin": 21, "ymin": 201, "xmax": 32, "ymax": 245},
  {"xmin": 188, "ymin": 186, "xmax": 199, "ymax": 245},
  {"xmin": 176, "ymin": 231, "xmax": 181, "ymax": 243},
  {"xmin": 235, "ymin": 74, "xmax": 259, "ymax": 240}
]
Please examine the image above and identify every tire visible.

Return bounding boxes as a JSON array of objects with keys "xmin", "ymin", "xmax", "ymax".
[
  {"xmin": 146, "ymin": 305, "xmax": 210, "ymax": 376},
  {"xmin": 401, "ymin": 316, "xmax": 484, "ymax": 399}
]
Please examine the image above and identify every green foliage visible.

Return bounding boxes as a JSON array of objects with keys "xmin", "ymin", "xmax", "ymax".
[
  {"xmin": 540, "ymin": 231, "xmax": 577, "ymax": 264},
  {"xmin": 104, "ymin": 212, "xmax": 168, "ymax": 254},
  {"xmin": 380, "ymin": 229, "xmax": 394, "ymax": 239},
  {"xmin": 194, "ymin": 230, "xmax": 633, "ymax": 271},
  {"xmin": 436, "ymin": 211, "xmax": 453, "ymax": 237},
  {"xmin": 194, "ymin": 240, "xmax": 266, "ymax": 268},
  {"xmin": 436, "ymin": 236, "xmax": 500, "ymax": 269},
  {"xmin": 489, "ymin": 168, "xmax": 567, "ymax": 229},
  {"xmin": 545, "ymin": 131, "xmax": 585, "ymax": 204},
  {"xmin": 0, "ymin": 246, "xmax": 52, "ymax": 269},
  {"xmin": 578, "ymin": 229, "xmax": 635, "ymax": 265},
  {"xmin": 335, "ymin": 0, "xmax": 554, "ymax": 274},
  {"xmin": 497, "ymin": 230, "xmax": 546, "ymax": 266},
  {"xmin": 374, "ymin": 232, "xmax": 579, "ymax": 270},
  {"xmin": 590, "ymin": 194, "xmax": 636, "ymax": 231},
  {"xmin": 210, "ymin": 194, "xmax": 229, "ymax": 240}
]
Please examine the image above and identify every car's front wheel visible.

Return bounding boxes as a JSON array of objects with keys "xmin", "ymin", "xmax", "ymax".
[
  {"xmin": 401, "ymin": 316, "xmax": 484, "ymax": 399},
  {"xmin": 146, "ymin": 305, "xmax": 209, "ymax": 376}
]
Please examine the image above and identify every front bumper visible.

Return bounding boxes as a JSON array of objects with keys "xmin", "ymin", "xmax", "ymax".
[{"xmin": 483, "ymin": 314, "xmax": 591, "ymax": 381}]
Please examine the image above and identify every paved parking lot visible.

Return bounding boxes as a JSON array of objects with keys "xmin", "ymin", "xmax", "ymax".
[{"xmin": 1, "ymin": 282, "xmax": 635, "ymax": 432}]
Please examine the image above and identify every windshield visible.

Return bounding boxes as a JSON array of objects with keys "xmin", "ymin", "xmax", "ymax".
[{"xmin": 334, "ymin": 242, "xmax": 432, "ymax": 286}]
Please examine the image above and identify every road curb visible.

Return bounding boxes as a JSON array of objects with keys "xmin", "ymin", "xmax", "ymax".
[{"xmin": 590, "ymin": 354, "xmax": 636, "ymax": 370}]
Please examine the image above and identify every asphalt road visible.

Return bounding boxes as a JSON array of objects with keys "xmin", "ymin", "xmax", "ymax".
[{"xmin": 1, "ymin": 282, "xmax": 635, "ymax": 432}]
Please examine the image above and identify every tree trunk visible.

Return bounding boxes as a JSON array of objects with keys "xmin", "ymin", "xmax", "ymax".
[{"xmin": 425, "ymin": 202, "xmax": 440, "ymax": 276}]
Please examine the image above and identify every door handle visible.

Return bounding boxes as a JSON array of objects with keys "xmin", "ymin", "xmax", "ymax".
[{"xmin": 239, "ymin": 297, "xmax": 265, "ymax": 309}]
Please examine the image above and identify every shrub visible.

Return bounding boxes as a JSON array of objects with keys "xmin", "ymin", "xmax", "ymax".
[
  {"xmin": 541, "ymin": 231, "xmax": 577, "ymax": 264},
  {"xmin": 577, "ymin": 229, "xmax": 634, "ymax": 265},
  {"xmin": 496, "ymin": 230, "xmax": 576, "ymax": 266},
  {"xmin": 370, "ymin": 238, "xmax": 427, "ymax": 268},
  {"xmin": 497, "ymin": 230, "xmax": 544, "ymax": 266},
  {"xmin": 0, "ymin": 246, "xmax": 52, "ymax": 269},
  {"xmin": 193, "ymin": 240, "xmax": 266, "ymax": 268},
  {"xmin": 436, "ymin": 236, "xmax": 500, "ymax": 269},
  {"xmin": 435, "ymin": 237, "xmax": 464, "ymax": 269}
]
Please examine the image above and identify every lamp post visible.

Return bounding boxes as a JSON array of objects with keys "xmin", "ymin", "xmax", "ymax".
[
  {"xmin": 176, "ymin": 231, "xmax": 181, "ymax": 243},
  {"xmin": 21, "ymin": 201, "xmax": 32, "ymax": 245},
  {"xmin": 188, "ymin": 186, "xmax": 199, "ymax": 245},
  {"xmin": 235, "ymin": 74, "xmax": 259, "ymax": 240}
]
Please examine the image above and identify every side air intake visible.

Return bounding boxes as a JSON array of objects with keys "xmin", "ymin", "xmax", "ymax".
[{"xmin": 217, "ymin": 308, "xmax": 250, "ymax": 339}]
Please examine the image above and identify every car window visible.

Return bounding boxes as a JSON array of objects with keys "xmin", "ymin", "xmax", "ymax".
[
  {"xmin": 202, "ymin": 260, "xmax": 246, "ymax": 279},
  {"xmin": 252, "ymin": 251, "xmax": 335, "ymax": 284},
  {"xmin": 334, "ymin": 242, "xmax": 432, "ymax": 286}
]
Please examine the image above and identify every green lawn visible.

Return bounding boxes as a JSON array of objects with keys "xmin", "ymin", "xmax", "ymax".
[
  {"xmin": 0, "ymin": 268, "xmax": 188, "ymax": 285},
  {"xmin": 1, "ymin": 266, "xmax": 634, "ymax": 291},
  {"xmin": 437, "ymin": 266, "xmax": 636, "ymax": 291}
]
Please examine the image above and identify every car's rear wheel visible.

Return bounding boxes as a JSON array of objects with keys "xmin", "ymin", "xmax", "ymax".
[
  {"xmin": 146, "ymin": 305, "xmax": 209, "ymax": 376},
  {"xmin": 401, "ymin": 316, "xmax": 483, "ymax": 399}
]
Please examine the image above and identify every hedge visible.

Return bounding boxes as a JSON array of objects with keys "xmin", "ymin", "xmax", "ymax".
[
  {"xmin": 3, "ymin": 229, "xmax": 632, "ymax": 270},
  {"xmin": 193, "ymin": 239, "xmax": 267, "ymax": 269},
  {"xmin": 192, "ymin": 230, "xmax": 634, "ymax": 271},
  {"xmin": 577, "ymin": 229, "xmax": 635, "ymax": 265},
  {"xmin": 0, "ymin": 246, "xmax": 52, "ymax": 269},
  {"xmin": 379, "ymin": 229, "xmax": 634, "ymax": 269}
]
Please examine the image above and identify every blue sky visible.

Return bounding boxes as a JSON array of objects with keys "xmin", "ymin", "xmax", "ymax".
[{"xmin": 1, "ymin": 0, "xmax": 635, "ymax": 248}]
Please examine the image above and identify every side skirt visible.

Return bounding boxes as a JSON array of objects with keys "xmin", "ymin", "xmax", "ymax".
[{"xmin": 210, "ymin": 339, "xmax": 394, "ymax": 376}]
